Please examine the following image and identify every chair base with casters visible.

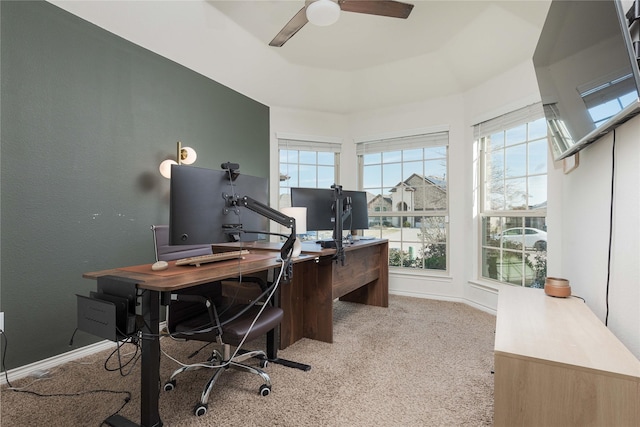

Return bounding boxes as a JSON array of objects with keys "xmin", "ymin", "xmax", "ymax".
[
  {"xmin": 150, "ymin": 224, "xmax": 287, "ymax": 415},
  {"xmin": 163, "ymin": 293, "xmax": 284, "ymax": 417},
  {"xmin": 164, "ymin": 344, "xmax": 273, "ymax": 417}
]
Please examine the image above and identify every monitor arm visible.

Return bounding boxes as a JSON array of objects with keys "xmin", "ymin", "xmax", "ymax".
[
  {"xmin": 342, "ymin": 196, "xmax": 352, "ymax": 229},
  {"xmin": 225, "ymin": 194, "xmax": 297, "ymax": 278},
  {"xmin": 220, "ymin": 162, "xmax": 296, "ymax": 276},
  {"xmin": 331, "ymin": 184, "xmax": 346, "ymax": 265},
  {"xmin": 239, "ymin": 196, "xmax": 297, "ymax": 259}
]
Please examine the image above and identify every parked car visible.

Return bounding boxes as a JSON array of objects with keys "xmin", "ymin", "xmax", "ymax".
[{"xmin": 499, "ymin": 227, "xmax": 547, "ymax": 250}]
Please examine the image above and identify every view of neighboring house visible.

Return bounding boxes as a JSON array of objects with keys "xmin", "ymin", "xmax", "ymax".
[
  {"xmin": 368, "ymin": 173, "xmax": 447, "ymax": 227},
  {"xmin": 280, "ymin": 173, "xmax": 447, "ymax": 230}
]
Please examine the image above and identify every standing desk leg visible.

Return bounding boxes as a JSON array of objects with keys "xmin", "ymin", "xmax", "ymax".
[
  {"xmin": 104, "ymin": 289, "xmax": 162, "ymax": 427},
  {"xmin": 267, "ymin": 330, "xmax": 310, "ymax": 371},
  {"xmin": 140, "ymin": 290, "xmax": 163, "ymax": 427}
]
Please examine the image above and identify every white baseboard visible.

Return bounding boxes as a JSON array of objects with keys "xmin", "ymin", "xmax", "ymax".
[
  {"xmin": 1, "ymin": 321, "xmax": 167, "ymax": 385},
  {"xmin": 0, "ymin": 340, "xmax": 117, "ymax": 385},
  {"xmin": 389, "ymin": 290, "xmax": 497, "ymax": 316}
]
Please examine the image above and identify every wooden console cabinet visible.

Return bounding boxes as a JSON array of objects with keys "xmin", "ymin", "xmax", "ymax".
[{"xmin": 494, "ymin": 285, "xmax": 640, "ymax": 427}]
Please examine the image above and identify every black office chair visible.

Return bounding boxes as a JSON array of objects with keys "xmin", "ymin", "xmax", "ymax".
[{"xmin": 150, "ymin": 225, "xmax": 284, "ymax": 417}]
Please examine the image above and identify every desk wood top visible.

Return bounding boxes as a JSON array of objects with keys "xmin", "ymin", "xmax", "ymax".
[
  {"xmin": 495, "ymin": 285, "xmax": 640, "ymax": 381},
  {"xmin": 83, "ymin": 252, "xmax": 311, "ymax": 292}
]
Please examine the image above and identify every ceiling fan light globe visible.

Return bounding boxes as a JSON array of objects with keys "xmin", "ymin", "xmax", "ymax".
[{"xmin": 306, "ymin": 0, "xmax": 340, "ymax": 26}]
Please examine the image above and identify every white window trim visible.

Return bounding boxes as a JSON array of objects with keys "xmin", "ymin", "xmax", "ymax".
[
  {"xmin": 276, "ymin": 132, "xmax": 342, "ymax": 146},
  {"xmin": 354, "ymin": 125, "xmax": 449, "ymax": 144},
  {"xmin": 356, "ymin": 129, "xmax": 451, "ymax": 273},
  {"xmin": 474, "ymin": 103, "xmax": 548, "ymax": 287}
]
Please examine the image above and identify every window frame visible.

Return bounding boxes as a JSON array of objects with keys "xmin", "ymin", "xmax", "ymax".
[
  {"xmin": 356, "ymin": 129, "xmax": 450, "ymax": 274},
  {"xmin": 277, "ymin": 136, "xmax": 341, "ymax": 240},
  {"xmin": 476, "ymin": 104, "xmax": 548, "ymax": 287}
]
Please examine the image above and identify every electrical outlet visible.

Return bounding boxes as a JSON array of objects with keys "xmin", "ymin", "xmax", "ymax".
[{"xmin": 0, "ymin": 312, "xmax": 4, "ymax": 331}]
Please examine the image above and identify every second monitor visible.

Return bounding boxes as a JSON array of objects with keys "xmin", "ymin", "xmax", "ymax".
[{"xmin": 290, "ymin": 187, "xmax": 369, "ymax": 233}]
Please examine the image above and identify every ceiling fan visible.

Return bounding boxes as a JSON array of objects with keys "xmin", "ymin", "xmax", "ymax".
[{"xmin": 269, "ymin": 0, "xmax": 414, "ymax": 47}]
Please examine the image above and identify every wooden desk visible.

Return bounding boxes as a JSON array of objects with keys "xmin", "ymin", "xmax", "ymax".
[
  {"xmin": 494, "ymin": 285, "xmax": 640, "ymax": 427},
  {"xmin": 83, "ymin": 252, "xmax": 304, "ymax": 427},
  {"xmin": 280, "ymin": 239, "xmax": 389, "ymax": 348},
  {"xmin": 212, "ymin": 239, "xmax": 389, "ymax": 347},
  {"xmin": 83, "ymin": 239, "xmax": 389, "ymax": 426}
]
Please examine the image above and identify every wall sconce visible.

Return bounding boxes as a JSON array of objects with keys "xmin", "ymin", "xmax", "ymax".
[
  {"xmin": 280, "ymin": 207, "xmax": 307, "ymax": 257},
  {"xmin": 159, "ymin": 141, "xmax": 197, "ymax": 179}
]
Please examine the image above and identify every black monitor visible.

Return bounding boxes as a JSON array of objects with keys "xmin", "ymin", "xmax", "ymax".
[
  {"xmin": 169, "ymin": 165, "xmax": 269, "ymax": 246},
  {"xmin": 290, "ymin": 187, "xmax": 335, "ymax": 231},
  {"xmin": 290, "ymin": 187, "xmax": 369, "ymax": 232}
]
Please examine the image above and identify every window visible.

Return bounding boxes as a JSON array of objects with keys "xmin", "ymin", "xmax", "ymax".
[
  {"xmin": 278, "ymin": 137, "xmax": 341, "ymax": 240},
  {"xmin": 357, "ymin": 131, "xmax": 449, "ymax": 272},
  {"xmin": 475, "ymin": 104, "xmax": 548, "ymax": 287}
]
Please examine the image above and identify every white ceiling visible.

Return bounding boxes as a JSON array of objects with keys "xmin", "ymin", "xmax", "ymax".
[
  {"xmin": 51, "ymin": 0, "xmax": 551, "ymax": 113},
  {"xmin": 210, "ymin": 1, "xmax": 551, "ymax": 91}
]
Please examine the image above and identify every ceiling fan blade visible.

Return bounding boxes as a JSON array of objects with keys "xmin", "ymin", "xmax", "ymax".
[
  {"xmin": 338, "ymin": 0, "xmax": 414, "ymax": 19},
  {"xmin": 269, "ymin": 6, "xmax": 309, "ymax": 47}
]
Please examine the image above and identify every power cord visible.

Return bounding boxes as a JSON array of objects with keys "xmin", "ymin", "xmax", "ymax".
[
  {"xmin": 605, "ymin": 131, "xmax": 616, "ymax": 326},
  {"xmin": 69, "ymin": 323, "xmax": 142, "ymax": 377},
  {"xmin": 1, "ymin": 329, "xmax": 133, "ymax": 426},
  {"xmin": 103, "ymin": 336, "xmax": 142, "ymax": 377}
]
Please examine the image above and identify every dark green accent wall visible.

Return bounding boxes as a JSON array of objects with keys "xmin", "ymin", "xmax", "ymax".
[{"xmin": 0, "ymin": 1, "xmax": 269, "ymax": 369}]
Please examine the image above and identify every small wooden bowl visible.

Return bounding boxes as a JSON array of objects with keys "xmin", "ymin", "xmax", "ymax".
[{"xmin": 544, "ymin": 277, "xmax": 571, "ymax": 298}]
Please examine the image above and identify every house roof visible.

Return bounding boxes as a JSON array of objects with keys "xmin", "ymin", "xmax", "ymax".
[{"xmin": 389, "ymin": 173, "xmax": 447, "ymax": 193}]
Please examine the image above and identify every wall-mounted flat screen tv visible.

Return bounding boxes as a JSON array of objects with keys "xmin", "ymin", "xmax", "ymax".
[{"xmin": 533, "ymin": 0, "xmax": 640, "ymax": 161}]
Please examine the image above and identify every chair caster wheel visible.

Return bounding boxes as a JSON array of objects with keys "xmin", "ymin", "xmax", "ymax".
[
  {"xmin": 259, "ymin": 384, "xmax": 271, "ymax": 396},
  {"xmin": 259, "ymin": 359, "xmax": 268, "ymax": 368},
  {"xmin": 194, "ymin": 403, "xmax": 208, "ymax": 416},
  {"xmin": 164, "ymin": 380, "xmax": 176, "ymax": 391}
]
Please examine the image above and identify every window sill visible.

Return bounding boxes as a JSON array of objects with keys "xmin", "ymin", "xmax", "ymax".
[
  {"xmin": 467, "ymin": 279, "xmax": 500, "ymax": 293},
  {"xmin": 389, "ymin": 267, "xmax": 453, "ymax": 282}
]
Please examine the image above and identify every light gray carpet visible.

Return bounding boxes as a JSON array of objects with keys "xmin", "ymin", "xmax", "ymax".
[{"xmin": 1, "ymin": 295, "xmax": 496, "ymax": 426}]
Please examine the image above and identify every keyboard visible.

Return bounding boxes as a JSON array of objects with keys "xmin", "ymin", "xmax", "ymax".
[{"xmin": 175, "ymin": 250, "xmax": 250, "ymax": 267}]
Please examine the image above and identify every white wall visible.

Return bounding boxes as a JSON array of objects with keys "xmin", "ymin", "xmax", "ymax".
[
  {"xmin": 268, "ymin": 107, "xmax": 351, "ymax": 209},
  {"xmin": 558, "ymin": 122, "xmax": 640, "ymax": 357}
]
